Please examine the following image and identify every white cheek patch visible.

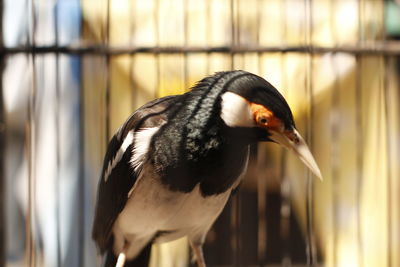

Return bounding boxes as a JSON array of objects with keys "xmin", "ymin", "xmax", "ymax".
[{"xmin": 220, "ymin": 92, "xmax": 254, "ymax": 127}]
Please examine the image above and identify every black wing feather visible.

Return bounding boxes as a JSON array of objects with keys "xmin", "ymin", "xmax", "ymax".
[{"xmin": 92, "ymin": 95, "xmax": 181, "ymax": 253}]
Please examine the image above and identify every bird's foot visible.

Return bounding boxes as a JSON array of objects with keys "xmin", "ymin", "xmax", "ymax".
[{"xmin": 189, "ymin": 241, "xmax": 206, "ymax": 267}]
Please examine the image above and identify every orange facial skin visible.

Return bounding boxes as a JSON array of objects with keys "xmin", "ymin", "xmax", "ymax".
[
  {"xmin": 249, "ymin": 102, "xmax": 283, "ymax": 130},
  {"xmin": 249, "ymin": 102, "xmax": 300, "ymax": 144}
]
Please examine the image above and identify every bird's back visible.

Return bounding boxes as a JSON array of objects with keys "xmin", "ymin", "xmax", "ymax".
[{"xmin": 92, "ymin": 94, "xmax": 181, "ymax": 253}]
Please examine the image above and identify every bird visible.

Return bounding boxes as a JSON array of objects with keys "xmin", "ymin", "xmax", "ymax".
[{"xmin": 92, "ymin": 70, "xmax": 322, "ymax": 267}]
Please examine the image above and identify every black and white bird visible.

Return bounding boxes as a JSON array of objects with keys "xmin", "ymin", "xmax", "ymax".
[{"xmin": 92, "ymin": 70, "xmax": 322, "ymax": 267}]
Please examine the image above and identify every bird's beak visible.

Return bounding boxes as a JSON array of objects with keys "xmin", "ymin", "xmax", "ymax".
[{"xmin": 269, "ymin": 128, "xmax": 323, "ymax": 180}]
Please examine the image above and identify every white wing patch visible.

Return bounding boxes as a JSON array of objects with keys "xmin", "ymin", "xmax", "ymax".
[
  {"xmin": 130, "ymin": 127, "xmax": 160, "ymax": 172},
  {"xmin": 104, "ymin": 131, "xmax": 134, "ymax": 182}
]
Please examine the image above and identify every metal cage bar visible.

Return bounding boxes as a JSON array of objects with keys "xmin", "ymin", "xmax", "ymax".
[
  {"xmin": 0, "ymin": 0, "xmax": 4, "ymax": 264},
  {"xmin": 4, "ymin": 43, "xmax": 400, "ymax": 55}
]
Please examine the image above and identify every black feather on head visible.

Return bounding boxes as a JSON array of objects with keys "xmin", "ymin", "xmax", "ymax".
[{"xmin": 224, "ymin": 71, "xmax": 295, "ymax": 130}]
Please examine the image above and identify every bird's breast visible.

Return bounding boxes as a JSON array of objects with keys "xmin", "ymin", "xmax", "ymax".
[
  {"xmin": 152, "ymin": 137, "xmax": 250, "ymax": 196},
  {"xmin": 114, "ymin": 163, "xmax": 239, "ymax": 243}
]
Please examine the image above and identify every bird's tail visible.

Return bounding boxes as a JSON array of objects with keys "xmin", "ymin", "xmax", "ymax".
[{"xmin": 102, "ymin": 243, "xmax": 152, "ymax": 267}]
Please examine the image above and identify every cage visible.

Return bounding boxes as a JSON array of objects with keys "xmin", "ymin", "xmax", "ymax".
[{"xmin": 1, "ymin": 0, "xmax": 400, "ymax": 267}]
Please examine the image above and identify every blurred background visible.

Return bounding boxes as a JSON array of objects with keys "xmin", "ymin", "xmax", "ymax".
[{"xmin": 1, "ymin": 0, "xmax": 400, "ymax": 266}]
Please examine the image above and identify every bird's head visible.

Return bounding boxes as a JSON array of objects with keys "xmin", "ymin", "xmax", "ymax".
[{"xmin": 219, "ymin": 71, "xmax": 322, "ymax": 179}]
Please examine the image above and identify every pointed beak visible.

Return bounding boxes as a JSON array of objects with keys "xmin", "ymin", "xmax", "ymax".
[{"xmin": 269, "ymin": 128, "xmax": 323, "ymax": 180}]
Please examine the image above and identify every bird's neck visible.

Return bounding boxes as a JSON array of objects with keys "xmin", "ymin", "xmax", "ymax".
[
  {"xmin": 149, "ymin": 77, "xmax": 254, "ymax": 194},
  {"xmin": 150, "ymin": 118, "xmax": 250, "ymax": 195}
]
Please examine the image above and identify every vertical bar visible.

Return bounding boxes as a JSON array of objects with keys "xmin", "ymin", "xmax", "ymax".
[
  {"xmin": 354, "ymin": 54, "xmax": 364, "ymax": 267},
  {"xmin": 235, "ymin": 2, "xmax": 241, "ymax": 264},
  {"xmin": 280, "ymin": 0, "xmax": 291, "ymax": 265},
  {"xmin": 375, "ymin": 54, "xmax": 385, "ymax": 267},
  {"xmin": 304, "ymin": 0, "xmax": 317, "ymax": 265},
  {"xmin": 255, "ymin": 1, "xmax": 267, "ymax": 265},
  {"xmin": 280, "ymin": 164, "xmax": 291, "ymax": 267},
  {"xmin": 358, "ymin": 0, "xmax": 364, "ymax": 45},
  {"xmin": 279, "ymin": 114, "xmax": 292, "ymax": 266},
  {"xmin": 330, "ymin": 55, "xmax": 339, "ymax": 267},
  {"xmin": 329, "ymin": 1, "xmax": 339, "ymax": 266},
  {"xmin": 255, "ymin": 0, "xmax": 262, "ymax": 77},
  {"xmin": 54, "ymin": 1, "xmax": 62, "ymax": 266},
  {"xmin": 129, "ymin": 0, "xmax": 136, "ymax": 108},
  {"xmin": 381, "ymin": 3, "xmax": 392, "ymax": 267},
  {"xmin": 356, "ymin": 0, "xmax": 364, "ymax": 265},
  {"xmin": 0, "ymin": 0, "xmax": 5, "ymax": 264},
  {"xmin": 230, "ymin": 195, "xmax": 240, "ymax": 267},
  {"xmin": 27, "ymin": 0, "xmax": 37, "ymax": 266},
  {"xmin": 77, "ymin": 1, "xmax": 85, "ymax": 266},
  {"xmin": 183, "ymin": 0, "xmax": 189, "ymax": 90},
  {"xmin": 383, "ymin": 56, "xmax": 392, "ymax": 267},
  {"xmin": 205, "ymin": 0, "xmax": 213, "ymax": 75},
  {"xmin": 78, "ymin": 78, "xmax": 85, "ymax": 267},
  {"xmin": 77, "ymin": 69, "xmax": 85, "ymax": 267},
  {"xmin": 154, "ymin": 0, "xmax": 160, "ymax": 98},
  {"xmin": 230, "ymin": 0, "xmax": 236, "ymax": 70},
  {"xmin": 305, "ymin": 174, "xmax": 316, "ymax": 266},
  {"xmin": 205, "ymin": 0, "xmax": 210, "ymax": 75},
  {"xmin": 256, "ymin": 167, "xmax": 267, "ymax": 265},
  {"xmin": 105, "ymin": 0, "xmax": 111, "ymax": 141},
  {"xmin": 280, "ymin": 77, "xmax": 291, "ymax": 265},
  {"xmin": 229, "ymin": 1, "xmax": 240, "ymax": 266}
]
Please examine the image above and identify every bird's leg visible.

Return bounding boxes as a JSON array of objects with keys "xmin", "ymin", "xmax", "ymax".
[
  {"xmin": 115, "ymin": 242, "xmax": 128, "ymax": 267},
  {"xmin": 190, "ymin": 241, "xmax": 206, "ymax": 267}
]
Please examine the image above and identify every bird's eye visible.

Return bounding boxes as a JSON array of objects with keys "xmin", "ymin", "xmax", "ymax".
[{"xmin": 259, "ymin": 116, "xmax": 268, "ymax": 125}]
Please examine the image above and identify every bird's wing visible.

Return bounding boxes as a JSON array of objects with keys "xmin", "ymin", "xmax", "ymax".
[{"xmin": 92, "ymin": 95, "xmax": 180, "ymax": 253}]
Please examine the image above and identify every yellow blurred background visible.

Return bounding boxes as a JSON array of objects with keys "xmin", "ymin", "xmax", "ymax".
[
  {"xmin": 2, "ymin": 0, "xmax": 400, "ymax": 267},
  {"xmin": 80, "ymin": 1, "xmax": 400, "ymax": 266}
]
